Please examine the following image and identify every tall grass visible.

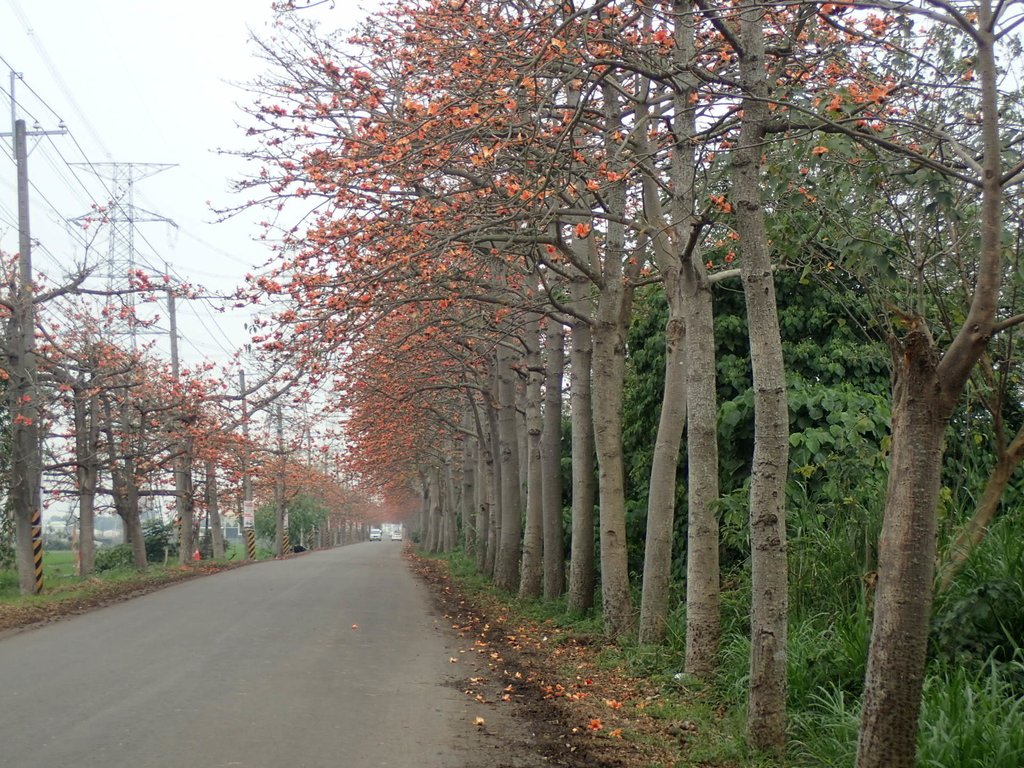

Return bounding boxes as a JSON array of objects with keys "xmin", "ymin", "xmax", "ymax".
[
  {"xmin": 918, "ymin": 653, "xmax": 1024, "ymax": 768},
  {"xmin": 0, "ymin": 568, "xmax": 19, "ymax": 599},
  {"xmin": 431, "ymin": 490, "xmax": 1024, "ymax": 767}
]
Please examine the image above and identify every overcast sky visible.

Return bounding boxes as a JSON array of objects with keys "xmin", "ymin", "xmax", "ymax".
[{"xmin": 0, "ymin": 0, "xmax": 380, "ymax": 369}]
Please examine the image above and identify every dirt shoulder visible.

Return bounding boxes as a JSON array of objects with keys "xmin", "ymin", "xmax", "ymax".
[{"xmin": 408, "ymin": 551, "xmax": 687, "ymax": 768}]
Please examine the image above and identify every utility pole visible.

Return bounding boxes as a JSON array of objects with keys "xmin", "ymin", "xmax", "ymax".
[
  {"xmin": 2, "ymin": 113, "xmax": 66, "ymax": 595},
  {"xmin": 275, "ymin": 405, "xmax": 288, "ymax": 556},
  {"xmin": 240, "ymin": 370, "xmax": 255, "ymax": 561},
  {"xmin": 7, "ymin": 120, "xmax": 42, "ymax": 594}
]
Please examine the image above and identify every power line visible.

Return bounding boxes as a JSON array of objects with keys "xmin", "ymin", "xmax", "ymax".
[
  {"xmin": 5, "ymin": 0, "xmax": 112, "ymax": 157},
  {"xmin": 0, "ymin": 56, "xmax": 256, "ymax": 370}
]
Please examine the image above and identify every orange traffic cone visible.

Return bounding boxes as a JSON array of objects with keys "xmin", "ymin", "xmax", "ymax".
[{"xmin": 192, "ymin": 548, "xmax": 201, "ymax": 561}]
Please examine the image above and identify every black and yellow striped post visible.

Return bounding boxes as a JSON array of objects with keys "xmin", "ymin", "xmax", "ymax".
[
  {"xmin": 244, "ymin": 527, "xmax": 256, "ymax": 560},
  {"xmin": 31, "ymin": 506, "xmax": 43, "ymax": 594},
  {"xmin": 282, "ymin": 527, "xmax": 290, "ymax": 555}
]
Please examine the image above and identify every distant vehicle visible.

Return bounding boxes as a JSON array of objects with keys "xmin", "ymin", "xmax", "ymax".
[
  {"xmin": 391, "ymin": 530, "xmax": 403, "ymax": 541},
  {"xmin": 369, "ymin": 528, "xmax": 382, "ymax": 541}
]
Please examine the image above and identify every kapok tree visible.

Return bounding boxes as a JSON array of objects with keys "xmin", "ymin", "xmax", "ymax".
[{"xmin": 726, "ymin": 1, "xmax": 1024, "ymax": 763}]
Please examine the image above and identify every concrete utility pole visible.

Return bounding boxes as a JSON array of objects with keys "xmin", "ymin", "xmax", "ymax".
[
  {"xmin": 2, "ymin": 112, "xmax": 66, "ymax": 595},
  {"xmin": 8, "ymin": 120, "xmax": 42, "ymax": 594},
  {"xmin": 240, "ymin": 370, "xmax": 255, "ymax": 561},
  {"xmin": 275, "ymin": 405, "xmax": 288, "ymax": 556}
]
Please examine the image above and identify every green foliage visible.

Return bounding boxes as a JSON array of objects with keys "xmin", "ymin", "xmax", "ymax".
[
  {"xmin": 0, "ymin": 511, "xmax": 13, "ymax": 571},
  {"xmin": 142, "ymin": 519, "xmax": 178, "ymax": 562},
  {"xmin": 622, "ymin": 273, "xmax": 889, "ymax": 579},
  {"xmin": 93, "ymin": 521, "xmax": 188, "ymax": 571},
  {"xmin": 714, "ymin": 270, "xmax": 891, "ymax": 566},
  {"xmin": 932, "ymin": 580, "xmax": 1024, "ymax": 671},
  {"xmin": 42, "ymin": 534, "xmax": 72, "ymax": 551},
  {"xmin": 94, "ymin": 544, "xmax": 135, "ymax": 572},
  {"xmin": 932, "ymin": 515, "xmax": 1024, "ymax": 674},
  {"xmin": 255, "ymin": 493, "xmax": 329, "ymax": 544}
]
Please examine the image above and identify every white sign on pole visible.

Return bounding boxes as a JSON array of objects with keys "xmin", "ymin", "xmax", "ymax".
[{"xmin": 243, "ymin": 500, "xmax": 255, "ymax": 527}]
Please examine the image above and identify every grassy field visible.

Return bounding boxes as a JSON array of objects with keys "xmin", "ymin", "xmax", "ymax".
[{"xmin": 44, "ymin": 550, "xmax": 78, "ymax": 579}]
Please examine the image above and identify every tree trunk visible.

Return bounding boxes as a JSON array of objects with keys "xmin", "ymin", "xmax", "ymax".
[
  {"xmin": 77, "ymin": 473, "xmax": 96, "ymax": 577},
  {"xmin": 682, "ymin": 261, "xmax": 720, "ymax": 677},
  {"xmin": 108, "ymin": 399, "xmax": 147, "ymax": 570},
  {"xmin": 206, "ymin": 460, "xmax": 225, "ymax": 559},
  {"xmin": 425, "ymin": 470, "xmax": 439, "ymax": 553},
  {"xmin": 856, "ymin": 335, "xmax": 946, "ymax": 767},
  {"xmin": 485, "ymin": 373, "xmax": 502, "ymax": 577},
  {"xmin": 591, "ymin": 309, "xmax": 635, "ymax": 638},
  {"xmin": 567, "ymin": 278, "xmax": 597, "ymax": 614},
  {"xmin": 857, "ymin": 16, "xmax": 1003, "ymax": 766},
  {"xmin": 274, "ymin": 452, "xmax": 286, "ymax": 558},
  {"xmin": 433, "ymin": 469, "xmax": 446, "ymax": 553},
  {"xmin": 474, "ymin": 401, "xmax": 492, "ymax": 573},
  {"xmin": 494, "ymin": 342, "xmax": 523, "ymax": 592},
  {"xmin": 542, "ymin": 320, "xmax": 566, "ymax": 599},
  {"xmin": 177, "ymin": 438, "xmax": 196, "ymax": 564},
  {"xmin": 418, "ymin": 482, "xmax": 430, "ymax": 547},
  {"xmin": 123, "ymin": 505, "xmax": 146, "ymax": 568},
  {"xmin": 445, "ymin": 458, "xmax": 459, "ymax": 552},
  {"xmin": 634, "ymin": 0, "xmax": 704, "ymax": 648},
  {"xmin": 734, "ymin": 3, "xmax": 789, "ymax": 752},
  {"xmin": 520, "ymin": 314, "xmax": 545, "ymax": 599},
  {"xmin": 74, "ymin": 390, "xmax": 99, "ymax": 577},
  {"xmin": 639, "ymin": 310, "xmax": 686, "ymax": 644},
  {"xmin": 462, "ymin": 410, "xmax": 477, "ymax": 555}
]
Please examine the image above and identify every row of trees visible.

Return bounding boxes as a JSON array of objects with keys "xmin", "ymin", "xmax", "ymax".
[
  {"xmin": 0, "ymin": 262, "xmax": 379, "ymax": 591},
  {"xmin": 235, "ymin": 1, "xmax": 1021, "ymax": 766}
]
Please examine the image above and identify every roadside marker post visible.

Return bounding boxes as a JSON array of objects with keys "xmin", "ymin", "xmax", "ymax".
[
  {"xmin": 242, "ymin": 500, "xmax": 254, "ymax": 561},
  {"xmin": 31, "ymin": 506, "xmax": 43, "ymax": 594}
]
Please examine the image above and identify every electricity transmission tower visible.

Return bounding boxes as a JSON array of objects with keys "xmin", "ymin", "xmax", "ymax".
[{"xmin": 73, "ymin": 162, "xmax": 177, "ymax": 345}]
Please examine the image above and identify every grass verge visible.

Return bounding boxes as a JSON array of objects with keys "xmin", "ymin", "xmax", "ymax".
[{"xmin": 430, "ymin": 549, "xmax": 1024, "ymax": 768}]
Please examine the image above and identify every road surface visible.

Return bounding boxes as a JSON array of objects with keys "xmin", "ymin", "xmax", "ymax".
[{"xmin": 0, "ymin": 543, "xmax": 532, "ymax": 768}]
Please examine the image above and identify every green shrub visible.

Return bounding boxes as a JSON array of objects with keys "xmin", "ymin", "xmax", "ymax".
[
  {"xmin": 932, "ymin": 578, "xmax": 1024, "ymax": 669},
  {"xmin": 932, "ymin": 517, "xmax": 1024, "ymax": 674},
  {"xmin": 94, "ymin": 544, "xmax": 135, "ymax": 572},
  {"xmin": 142, "ymin": 519, "xmax": 178, "ymax": 562},
  {"xmin": 0, "ymin": 512, "xmax": 14, "ymax": 571}
]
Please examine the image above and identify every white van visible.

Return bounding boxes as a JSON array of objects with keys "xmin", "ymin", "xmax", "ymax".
[{"xmin": 369, "ymin": 528, "xmax": 382, "ymax": 541}]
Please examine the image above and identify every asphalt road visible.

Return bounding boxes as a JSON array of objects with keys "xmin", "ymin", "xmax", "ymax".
[{"xmin": 0, "ymin": 542, "xmax": 504, "ymax": 768}]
